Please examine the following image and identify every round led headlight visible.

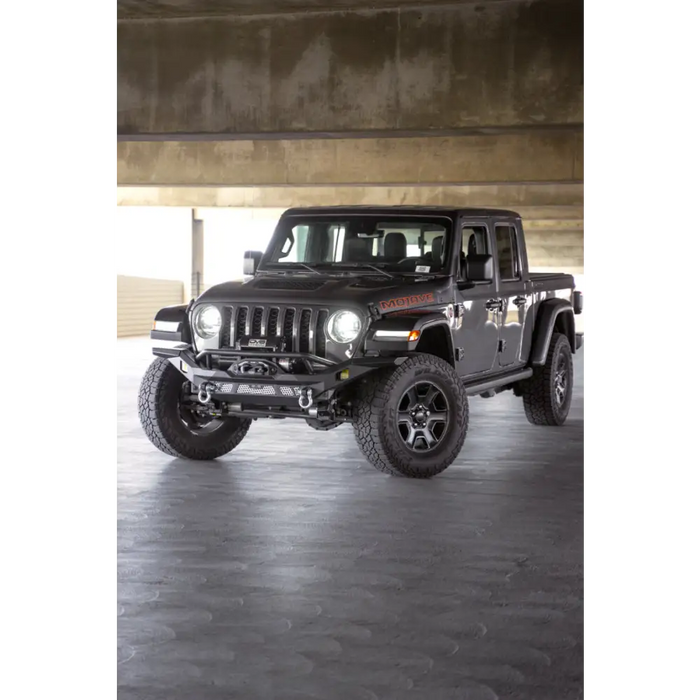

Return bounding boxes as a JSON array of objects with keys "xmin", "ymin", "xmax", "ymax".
[
  {"xmin": 193, "ymin": 305, "xmax": 222, "ymax": 339},
  {"xmin": 327, "ymin": 310, "xmax": 362, "ymax": 344}
]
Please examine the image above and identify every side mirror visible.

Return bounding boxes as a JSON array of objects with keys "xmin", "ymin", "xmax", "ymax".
[
  {"xmin": 243, "ymin": 250, "xmax": 262, "ymax": 276},
  {"xmin": 465, "ymin": 254, "xmax": 494, "ymax": 283}
]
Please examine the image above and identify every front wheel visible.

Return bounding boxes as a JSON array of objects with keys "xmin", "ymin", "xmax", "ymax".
[
  {"xmin": 138, "ymin": 358, "xmax": 252, "ymax": 460},
  {"xmin": 520, "ymin": 332, "xmax": 573, "ymax": 426},
  {"xmin": 352, "ymin": 354, "xmax": 469, "ymax": 478}
]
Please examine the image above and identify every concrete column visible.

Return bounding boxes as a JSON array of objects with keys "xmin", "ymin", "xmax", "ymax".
[{"xmin": 191, "ymin": 209, "xmax": 204, "ymax": 299}]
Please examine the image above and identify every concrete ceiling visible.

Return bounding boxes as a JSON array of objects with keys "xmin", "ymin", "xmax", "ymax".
[{"xmin": 118, "ymin": 1, "xmax": 504, "ymax": 20}]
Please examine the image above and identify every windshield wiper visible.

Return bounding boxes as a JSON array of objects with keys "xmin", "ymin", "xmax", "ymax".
[
  {"xmin": 264, "ymin": 263, "xmax": 322, "ymax": 275},
  {"xmin": 333, "ymin": 263, "xmax": 395, "ymax": 279},
  {"xmin": 295, "ymin": 263, "xmax": 322, "ymax": 275}
]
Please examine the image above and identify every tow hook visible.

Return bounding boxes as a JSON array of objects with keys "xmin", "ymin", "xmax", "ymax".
[
  {"xmin": 197, "ymin": 382, "xmax": 215, "ymax": 404},
  {"xmin": 298, "ymin": 387, "xmax": 314, "ymax": 410}
]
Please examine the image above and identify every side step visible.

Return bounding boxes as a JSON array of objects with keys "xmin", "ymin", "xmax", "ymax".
[{"xmin": 462, "ymin": 368, "xmax": 533, "ymax": 397}]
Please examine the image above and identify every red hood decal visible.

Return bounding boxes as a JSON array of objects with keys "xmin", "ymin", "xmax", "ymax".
[{"xmin": 379, "ymin": 293, "xmax": 435, "ymax": 311}]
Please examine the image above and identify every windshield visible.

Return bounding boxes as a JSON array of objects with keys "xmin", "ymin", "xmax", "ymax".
[{"xmin": 260, "ymin": 215, "xmax": 452, "ymax": 275}]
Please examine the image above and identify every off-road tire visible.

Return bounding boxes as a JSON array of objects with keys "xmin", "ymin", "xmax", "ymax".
[
  {"xmin": 138, "ymin": 357, "xmax": 252, "ymax": 459},
  {"xmin": 521, "ymin": 332, "xmax": 573, "ymax": 426},
  {"xmin": 352, "ymin": 354, "xmax": 469, "ymax": 478}
]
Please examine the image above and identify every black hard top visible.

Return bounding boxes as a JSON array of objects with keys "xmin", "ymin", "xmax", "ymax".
[{"xmin": 281, "ymin": 206, "xmax": 521, "ymax": 219}]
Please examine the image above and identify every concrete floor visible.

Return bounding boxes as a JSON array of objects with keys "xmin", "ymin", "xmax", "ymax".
[{"xmin": 118, "ymin": 337, "xmax": 583, "ymax": 700}]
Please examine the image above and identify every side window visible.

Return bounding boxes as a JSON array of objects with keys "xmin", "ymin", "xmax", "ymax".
[
  {"xmin": 459, "ymin": 225, "xmax": 489, "ymax": 281},
  {"xmin": 461, "ymin": 226, "xmax": 489, "ymax": 257},
  {"xmin": 494, "ymin": 224, "xmax": 520, "ymax": 281}
]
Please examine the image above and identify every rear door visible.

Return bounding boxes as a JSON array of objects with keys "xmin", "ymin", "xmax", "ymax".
[{"xmin": 493, "ymin": 219, "xmax": 528, "ymax": 367}]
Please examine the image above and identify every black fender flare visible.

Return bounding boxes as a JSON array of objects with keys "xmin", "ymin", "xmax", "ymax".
[
  {"xmin": 151, "ymin": 303, "xmax": 193, "ymax": 344},
  {"xmin": 365, "ymin": 312, "xmax": 455, "ymax": 364},
  {"xmin": 529, "ymin": 299, "xmax": 576, "ymax": 366}
]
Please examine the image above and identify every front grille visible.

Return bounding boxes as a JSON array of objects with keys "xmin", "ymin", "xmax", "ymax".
[
  {"xmin": 283, "ymin": 309, "xmax": 295, "ymax": 345},
  {"xmin": 315, "ymin": 310, "xmax": 328, "ymax": 358},
  {"xmin": 252, "ymin": 307, "xmax": 263, "ymax": 336},
  {"xmin": 299, "ymin": 310, "xmax": 312, "ymax": 353},
  {"xmin": 221, "ymin": 304, "xmax": 332, "ymax": 358},
  {"xmin": 236, "ymin": 307, "xmax": 248, "ymax": 338},
  {"xmin": 221, "ymin": 307, "xmax": 233, "ymax": 346},
  {"xmin": 268, "ymin": 308, "xmax": 279, "ymax": 336}
]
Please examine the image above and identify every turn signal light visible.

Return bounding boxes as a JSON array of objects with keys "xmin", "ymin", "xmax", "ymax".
[{"xmin": 408, "ymin": 330, "xmax": 421, "ymax": 342}]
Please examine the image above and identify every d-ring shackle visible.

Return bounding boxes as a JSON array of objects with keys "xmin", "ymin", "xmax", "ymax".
[
  {"xmin": 198, "ymin": 383, "xmax": 214, "ymax": 404},
  {"xmin": 298, "ymin": 387, "xmax": 314, "ymax": 410}
]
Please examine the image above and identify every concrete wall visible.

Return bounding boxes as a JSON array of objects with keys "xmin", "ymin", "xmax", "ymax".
[
  {"xmin": 118, "ymin": 0, "xmax": 582, "ymax": 134},
  {"xmin": 117, "ymin": 275, "xmax": 185, "ymax": 337}
]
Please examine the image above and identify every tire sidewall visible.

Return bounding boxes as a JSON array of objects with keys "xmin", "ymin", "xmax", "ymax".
[
  {"xmin": 549, "ymin": 335, "xmax": 573, "ymax": 424},
  {"xmin": 155, "ymin": 361, "xmax": 248, "ymax": 451},
  {"xmin": 380, "ymin": 360, "xmax": 467, "ymax": 469}
]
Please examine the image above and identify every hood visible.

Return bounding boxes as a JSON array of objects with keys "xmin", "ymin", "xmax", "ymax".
[{"xmin": 197, "ymin": 273, "xmax": 454, "ymax": 315}]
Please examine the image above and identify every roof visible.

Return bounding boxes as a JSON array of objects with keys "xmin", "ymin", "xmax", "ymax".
[{"xmin": 281, "ymin": 205, "xmax": 521, "ymax": 218}]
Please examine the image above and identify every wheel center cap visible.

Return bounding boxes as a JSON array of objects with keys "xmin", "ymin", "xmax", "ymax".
[{"xmin": 414, "ymin": 411, "xmax": 426, "ymax": 422}]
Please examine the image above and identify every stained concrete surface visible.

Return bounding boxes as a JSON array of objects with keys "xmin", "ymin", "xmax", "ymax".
[
  {"xmin": 118, "ymin": 337, "xmax": 583, "ymax": 700},
  {"xmin": 118, "ymin": 1, "xmax": 583, "ymax": 135}
]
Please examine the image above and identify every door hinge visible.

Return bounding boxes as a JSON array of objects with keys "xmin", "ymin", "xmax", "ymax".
[{"xmin": 498, "ymin": 340, "xmax": 507, "ymax": 353}]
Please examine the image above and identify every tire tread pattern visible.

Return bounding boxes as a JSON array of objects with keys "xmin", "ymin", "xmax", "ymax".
[
  {"xmin": 138, "ymin": 358, "xmax": 251, "ymax": 460},
  {"xmin": 521, "ymin": 332, "xmax": 572, "ymax": 426},
  {"xmin": 352, "ymin": 354, "xmax": 469, "ymax": 478}
]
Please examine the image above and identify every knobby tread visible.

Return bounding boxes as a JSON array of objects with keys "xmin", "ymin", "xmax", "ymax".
[
  {"xmin": 352, "ymin": 354, "xmax": 469, "ymax": 478},
  {"xmin": 521, "ymin": 332, "xmax": 572, "ymax": 426},
  {"xmin": 138, "ymin": 357, "xmax": 251, "ymax": 460}
]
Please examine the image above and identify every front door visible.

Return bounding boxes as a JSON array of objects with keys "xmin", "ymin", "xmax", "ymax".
[
  {"xmin": 454, "ymin": 221, "xmax": 500, "ymax": 377},
  {"xmin": 494, "ymin": 221, "xmax": 528, "ymax": 367}
]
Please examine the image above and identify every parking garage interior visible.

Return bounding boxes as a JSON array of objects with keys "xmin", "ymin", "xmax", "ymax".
[{"xmin": 117, "ymin": 1, "xmax": 584, "ymax": 698}]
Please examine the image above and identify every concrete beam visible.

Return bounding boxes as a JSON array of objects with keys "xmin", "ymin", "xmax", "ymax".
[
  {"xmin": 117, "ymin": 130, "xmax": 582, "ymax": 187},
  {"xmin": 117, "ymin": 182, "xmax": 583, "ymax": 210},
  {"xmin": 118, "ymin": 1, "xmax": 521, "ymax": 21}
]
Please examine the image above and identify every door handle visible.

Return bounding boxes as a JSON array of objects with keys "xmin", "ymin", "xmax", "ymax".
[
  {"xmin": 485, "ymin": 299, "xmax": 504, "ymax": 312},
  {"xmin": 513, "ymin": 296, "xmax": 528, "ymax": 307}
]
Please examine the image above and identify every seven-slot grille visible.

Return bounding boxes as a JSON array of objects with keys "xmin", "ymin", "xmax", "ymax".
[{"xmin": 221, "ymin": 305, "xmax": 330, "ymax": 357}]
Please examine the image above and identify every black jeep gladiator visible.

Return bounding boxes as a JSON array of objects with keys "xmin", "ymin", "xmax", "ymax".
[{"xmin": 140, "ymin": 206, "xmax": 583, "ymax": 478}]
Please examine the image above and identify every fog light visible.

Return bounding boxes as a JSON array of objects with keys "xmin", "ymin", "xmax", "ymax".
[
  {"xmin": 338, "ymin": 369, "xmax": 350, "ymax": 380},
  {"xmin": 408, "ymin": 330, "xmax": 421, "ymax": 342}
]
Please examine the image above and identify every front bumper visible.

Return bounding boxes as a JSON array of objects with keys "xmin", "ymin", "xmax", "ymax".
[{"xmin": 154, "ymin": 343, "xmax": 399, "ymax": 412}]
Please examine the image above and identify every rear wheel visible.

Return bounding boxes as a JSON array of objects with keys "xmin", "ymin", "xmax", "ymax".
[
  {"xmin": 520, "ymin": 332, "xmax": 573, "ymax": 425},
  {"xmin": 138, "ymin": 358, "xmax": 252, "ymax": 459},
  {"xmin": 352, "ymin": 354, "xmax": 469, "ymax": 478}
]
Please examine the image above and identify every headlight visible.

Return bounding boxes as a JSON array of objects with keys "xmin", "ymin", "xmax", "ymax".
[
  {"xmin": 327, "ymin": 310, "xmax": 362, "ymax": 344},
  {"xmin": 193, "ymin": 305, "xmax": 222, "ymax": 339}
]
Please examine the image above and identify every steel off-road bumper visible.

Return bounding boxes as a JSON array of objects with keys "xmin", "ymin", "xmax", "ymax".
[{"xmin": 153, "ymin": 344, "xmax": 399, "ymax": 419}]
